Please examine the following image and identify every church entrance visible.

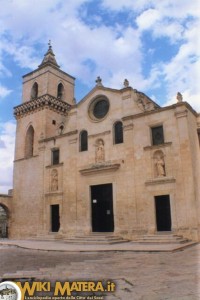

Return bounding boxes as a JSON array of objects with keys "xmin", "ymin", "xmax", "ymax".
[
  {"xmin": 91, "ymin": 183, "xmax": 114, "ymax": 232},
  {"xmin": 155, "ymin": 195, "xmax": 171, "ymax": 231},
  {"xmin": 50, "ymin": 204, "xmax": 60, "ymax": 232}
]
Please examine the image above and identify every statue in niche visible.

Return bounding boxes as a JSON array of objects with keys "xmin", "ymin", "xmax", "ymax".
[
  {"xmin": 51, "ymin": 169, "xmax": 58, "ymax": 191},
  {"xmin": 155, "ymin": 155, "xmax": 166, "ymax": 177},
  {"xmin": 95, "ymin": 139, "xmax": 105, "ymax": 163}
]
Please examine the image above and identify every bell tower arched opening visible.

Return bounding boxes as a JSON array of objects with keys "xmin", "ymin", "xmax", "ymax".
[
  {"xmin": 57, "ymin": 83, "xmax": 64, "ymax": 100},
  {"xmin": 31, "ymin": 82, "xmax": 38, "ymax": 99}
]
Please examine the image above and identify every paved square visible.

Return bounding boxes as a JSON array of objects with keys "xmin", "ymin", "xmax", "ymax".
[{"xmin": 0, "ymin": 243, "xmax": 199, "ymax": 299}]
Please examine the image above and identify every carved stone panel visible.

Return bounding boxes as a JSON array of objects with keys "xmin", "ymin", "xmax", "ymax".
[
  {"xmin": 51, "ymin": 169, "xmax": 58, "ymax": 191},
  {"xmin": 95, "ymin": 139, "xmax": 105, "ymax": 163},
  {"xmin": 153, "ymin": 150, "xmax": 166, "ymax": 177}
]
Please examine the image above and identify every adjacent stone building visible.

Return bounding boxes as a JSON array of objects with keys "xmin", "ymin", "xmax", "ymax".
[{"xmin": 5, "ymin": 45, "xmax": 200, "ymax": 241}]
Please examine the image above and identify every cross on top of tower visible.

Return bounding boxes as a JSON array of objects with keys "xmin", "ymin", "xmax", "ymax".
[
  {"xmin": 48, "ymin": 40, "xmax": 52, "ymax": 49},
  {"xmin": 38, "ymin": 40, "xmax": 60, "ymax": 69}
]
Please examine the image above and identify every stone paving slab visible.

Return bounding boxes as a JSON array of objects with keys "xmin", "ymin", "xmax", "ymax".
[
  {"xmin": 0, "ymin": 238, "xmax": 197, "ymax": 252},
  {"xmin": 1, "ymin": 244, "xmax": 200, "ymax": 299}
]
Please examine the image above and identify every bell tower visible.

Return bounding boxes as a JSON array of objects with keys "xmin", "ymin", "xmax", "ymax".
[
  {"xmin": 11, "ymin": 43, "xmax": 75, "ymax": 238},
  {"xmin": 22, "ymin": 41, "xmax": 75, "ymax": 104},
  {"xmin": 14, "ymin": 43, "xmax": 75, "ymax": 160}
]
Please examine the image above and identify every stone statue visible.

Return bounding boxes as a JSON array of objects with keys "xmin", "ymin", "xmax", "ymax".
[
  {"xmin": 155, "ymin": 156, "xmax": 166, "ymax": 177},
  {"xmin": 177, "ymin": 92, "xmax": 183, "ymax": 102},
  {"xmin": 124, "ymin": 79, "xmax": 129, "ymax": 88},
  {"xmin": 95, "ymin": 140, "xmax": 105, "ymax": 163},
  {"xmin": 51, "ymin": 169, "xmax": 58, "ymax": 191}
]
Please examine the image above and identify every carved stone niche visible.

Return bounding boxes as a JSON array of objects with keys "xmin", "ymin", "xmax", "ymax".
[
  {"xmin": 51, "ymin": 169, "xmax": 58, "ymax": 191},
  {"xmin": 95, "ymin": 139, "xmax": 105, "ymax": 163},
  {"xmin": 153, "ymin": 150, "xmax": 166, "ymax": 178}
]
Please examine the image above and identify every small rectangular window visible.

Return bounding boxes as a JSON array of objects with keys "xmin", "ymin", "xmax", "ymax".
[
  {"xmin": 52, "ymin": 149, "xmax": 60, "ymax": 165},
  {"xmin": 80, "ymin": 130, "xmax": 88, "ymax": 152},
  {"xmin": 114, "ymin": 121, "xmax": 123, "ymax": 144},
  {"xmin": 151, "ymin": 126, "xmax": 164, "ymax": 145}
]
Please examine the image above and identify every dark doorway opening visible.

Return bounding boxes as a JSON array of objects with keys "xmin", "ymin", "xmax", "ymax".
[
  {"xmin": 155, "ymin": 195, "xmax": 171, "ymax": 231},
  {"xmin": 51, "ymin": 204, "xmax": 60, "ymax": 232},
  {"xmin": 0, "ymin": 205, "xmax": 8, "ymax": 238},
  {"xmin": 91, "ymin": 183, "xmax": 114, "ymax": 232}
]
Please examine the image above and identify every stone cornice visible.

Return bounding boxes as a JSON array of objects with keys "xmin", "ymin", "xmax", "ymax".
[
  {"xmin": 122, "ymin": 101, "xmax": 198, "ymax": 121},
  {"xmin": 14, "ymin": 94, "xmax": 71, "ymax": 119},
  {"xmin": 39, "ymin": 130, "xmax": 78, "ymax": 143},
  {"xmin": 143, "ymin": 142, "xmax": 172, "ymax": 151},
  {"xmin": 145, "ymin": 177, "xmax": 176, "ymax": 186},
  {"xmin": 79, "ymin": 162, "xmax": 120, "ymax": 175},
  {"xmin": 46, "ymin": 163, "xmax": 64, "ymax": 169},
  {"xmin": 88, "ymin": 130, "xmax": 111, "ymax": 139}
]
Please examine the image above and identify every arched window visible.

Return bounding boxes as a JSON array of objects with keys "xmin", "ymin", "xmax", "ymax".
[
  {"xmin": 114, "ymin": 121, "xmax": 123, "ymax": 144},
  {"xmin": 31, "ymin": 82, "xmax": 38, "ymax": 99},
  {"xmin": 25, "ymin": 125, "xmax": 34, "ymax": 158},
  {"xmin": 80, "ymin": 130, "xmax": 88, "ymax": 152},
  {"xmin": 57, "ymin": 83, "xmax": 64, "ymax": 99}
]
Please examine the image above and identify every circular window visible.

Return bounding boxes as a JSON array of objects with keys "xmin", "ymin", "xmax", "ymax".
[{"xmin": 89, "ymin": 97, "xmax": 110, "ymax": 121}]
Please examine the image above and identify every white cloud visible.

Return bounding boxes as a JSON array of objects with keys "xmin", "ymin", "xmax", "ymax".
[
  {"xmin": 101, "ymin": 0, "xmax": 154, "ymax": 12},
  {"xmin": 136, "ymin": 9, "xmax": 161, "ymax": 31},
  {"xmin": 101, "ymin": 0, "xmax": 200, "ymax": 18},
  {"xmin": 0, "ymin": 0, "xmax": 198, "ymax": 92},
  {"xmin": 0, "ymin": 121, "xmax": 16, "ymax": 194},
  {"xmin": 0, "ymin": 84, "xmax": 12, "ymax": 99},
  {"xmin": 0, "ymin": 0, "xmax": 199, "ymax": 104}
]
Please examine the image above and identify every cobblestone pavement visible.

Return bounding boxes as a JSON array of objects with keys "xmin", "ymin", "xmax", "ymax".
[{"xmin": 0, "ymin": 244, "xmax": 199, "ymax": 299}]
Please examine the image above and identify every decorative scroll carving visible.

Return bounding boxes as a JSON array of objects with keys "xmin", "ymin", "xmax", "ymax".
[
  {"xmin": 136, "ymin": 91, "xmax": 159, "ymax": 112},
  {"xmin": 51, "ymin": 169, "xmax": 58, "ymax": 191},
  {"xmin": 14, "ymin": 94, "xmax": 71, "ymax": 119}
]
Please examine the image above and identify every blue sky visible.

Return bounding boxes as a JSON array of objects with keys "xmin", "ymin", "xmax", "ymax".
[{"xmin": 0, "ymin": 0, "xmax": 199, "ymax": 193}]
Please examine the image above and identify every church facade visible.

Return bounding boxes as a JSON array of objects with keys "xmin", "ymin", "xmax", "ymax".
[{"xmin": 9, "ymin": 45, "xmax": 200, "ymax": 241}]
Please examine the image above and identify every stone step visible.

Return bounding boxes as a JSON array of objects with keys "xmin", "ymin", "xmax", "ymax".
[
  {"xmin": 134, "ymin": 234, "xmax": 190, "ymax": 244},
  {"xmin": 70, "ymin": 236, "xmax": 121, "ymax": 241},
  {"xmin": 32, "ymin": 234, "xmax": 129, "ymax": 244},
  {"xmin": 134, "ymin": 240, "xmax": 189, "ymax": 244},
  {"xmin": 63, "ymin": 235, "xmax": 129, "ymax": 244},
  {"xmin": 136, "ymin": 236, "xmax": 185, "ymax": 241}
]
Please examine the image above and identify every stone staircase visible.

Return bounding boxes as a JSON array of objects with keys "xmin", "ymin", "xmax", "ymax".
[
  {"xmin": 32, "ymin": 232, "xmax": 130, "ymax": 244},
  {"xmin": 32, "ymin": 232, "xmax": 195, "ymax": 248},
  {"xmin": 63, "ymin": 233, "xmax": 130, "ymax": 245},
  {"xmin": 134, "ymin": 233, "xmax": 191, "ymax": 245}
]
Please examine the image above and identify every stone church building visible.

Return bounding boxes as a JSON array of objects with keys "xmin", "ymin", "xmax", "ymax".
[{"xmin": 5, "ymin": 45, "xmax": 200, "ymax": 241}]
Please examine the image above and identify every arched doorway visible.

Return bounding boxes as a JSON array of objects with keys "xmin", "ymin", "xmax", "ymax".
[{"xmin": 0, "ymin": 204, "xmax": 9, "ymax": 238}]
